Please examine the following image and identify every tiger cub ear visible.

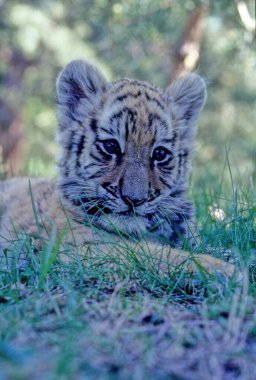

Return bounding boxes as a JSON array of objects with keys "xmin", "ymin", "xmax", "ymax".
[
  {"xmin": 56, "ymin": 60, "xmax": 107, "ymax": 129},
  {"xmin": 165, "ymin": 74, "xmax": 207, "ymax": 138}
]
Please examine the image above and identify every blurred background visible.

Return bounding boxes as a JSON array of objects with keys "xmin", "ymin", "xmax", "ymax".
[{"xmin": 0, "ymin": 0, "xmax": 255, "ymax": 192}]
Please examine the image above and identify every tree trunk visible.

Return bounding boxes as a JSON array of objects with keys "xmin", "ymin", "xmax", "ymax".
[
  {"xmin": 169, "ymin": 4, "xmax": 208, "ymax": 82},
  {"xmin": 0, "ymin": 49, "xmax": 35, "ymax": 177}
]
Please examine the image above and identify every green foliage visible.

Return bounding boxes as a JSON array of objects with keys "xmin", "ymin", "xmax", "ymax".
[
  {"xmin": 0, "ymin": 0, "xmax": 255, "ymax": 187},
  {"xmin": 0, "ymin": 179, "xmax": 255, "ymax": 379}
]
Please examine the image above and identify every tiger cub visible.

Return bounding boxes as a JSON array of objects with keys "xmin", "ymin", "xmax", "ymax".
[{"xmin": 0, "ymin": 60, "xmax": 234, "ymax": 276}]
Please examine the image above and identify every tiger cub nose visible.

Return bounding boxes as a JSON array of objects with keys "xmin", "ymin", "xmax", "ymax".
[{"xmin": 122, "ymin": 196, "xmax": 146, "ymax": 208}]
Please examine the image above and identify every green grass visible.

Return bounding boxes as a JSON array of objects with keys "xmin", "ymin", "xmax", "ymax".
[{"xmin": 0, "ymin": 177, "xmax": 256, "ymax": 380}]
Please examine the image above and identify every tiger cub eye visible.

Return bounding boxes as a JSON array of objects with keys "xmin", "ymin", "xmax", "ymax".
[
  {"xmin": 153, "ymin": 147, "xmax": 170, "ymax": 162},
  {"xmin": 103, "ymin": 139, "xmax": 121, "ymax": 155}
]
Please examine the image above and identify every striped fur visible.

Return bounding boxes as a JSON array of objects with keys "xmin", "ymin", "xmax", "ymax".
[
  {"xmin": 56, "ymin": 60, "xmax": 207, "ymax": 246},
  {"xmin": 0, "ymin": 60, "xmax": 237, "ymax": 278}
]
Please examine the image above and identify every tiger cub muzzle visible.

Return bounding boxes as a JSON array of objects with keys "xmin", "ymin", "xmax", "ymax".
[{"xmin": 101, "ymin": 142, "xmax": 162, "ymax": 210}]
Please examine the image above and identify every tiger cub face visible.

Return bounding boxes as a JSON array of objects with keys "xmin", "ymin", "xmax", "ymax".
[{"xmin": 56, "ymin": 60, "xmax": 206, "ymax": 244}]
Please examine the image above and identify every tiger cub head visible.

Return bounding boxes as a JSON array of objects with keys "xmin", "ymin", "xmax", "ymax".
[{"xmin": 56, "ymin": 60, "xmax": 206, "ymax": 244}]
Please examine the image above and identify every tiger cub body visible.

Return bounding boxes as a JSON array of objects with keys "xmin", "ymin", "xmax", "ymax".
[{"xmin": 0, "ymin": 60, "xmax": 235, "ymax": 276}]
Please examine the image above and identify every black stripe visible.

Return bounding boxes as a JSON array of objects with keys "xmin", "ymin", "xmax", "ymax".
[
  {"xmin": 114, "ymin": 91, "xmax": 141, "ymax": 103},
  {"xmin": 171, "ymin": 225, "xmax": 186, "ymax": 245},
  {"xmin": 159, "ymin": 176, "xmax": 173, "ymax": 189},
  {"xmin": 125, "ymin": 117, "xmax": 129, "ymax": 140},
  {"xmin": 179, "ymin": 149, "xmax": 189, "ymax": 158},
  {"xmin": 171, "ymin": 130, "xmax": 177, "ymax": 145},
  {"xmin": 176, "ymin": 150, "xmax": 189, "ymax": 179},
  {"xmin": 83, "ymin": 163, "xmax": 98, "ymax": 170},
  {"xmin": 160, "ymin": 169, "xmax": 175, "ymax": 176},
  {"xmin": 67, "ymin": 135, "xmax": 85, "ymax": 168},
  {"xmin": 148, "ymin": 113, "xmax": 154, "ymax": 128},
  {"xmin": 169, "ymin": 189, "xmax": 184, "ymax": 198},
  {"xmin": 57, "ymin": 110, "xmax": 81, "ymax": 131},
  {"xmin": 109, "ymin": 107, "xmax": 137, "ymax": 125},
  {"xmin": 66, "ymin": 131, "xmax": 75, "ymax": 154},
  {"xmin": 90, "ymin": 152, "xmax": 106, "ymax": 163},
  {"xmin": 112, "ymin": 79, "xmax": 130, "ymax": 92},
  {"xmin": 59, "ymin": 181, "xmax": 79, "ymax": 197},
  {"xmin": 160, "ymin": 166, "xmax": 175, "ymax": 172},
  {"xmin": 172, "ymin": 207, "xmax": 192, "ymax": 222},
  {"xmin": 70, "ymin": 197, "xmax": 112, "ymax": 216},
  {"xmin": 77, "ymin": 134, "xmax": 85, "ymax": 155},
  {"xmin": 145, "ymin": 92, "xmax": 164, "ymax": 110},
  {"xmin": 99, "ymin": 127, "xmax": 116, "ymax": 136},
  {"xmin": 148, "ymin": 113, "xmax": 168, "ymax": 131},
  {"xmin": 161, "ymin": 138, "xmax": 173, "ymax": 143},
  {"xmin": 109, "ymin": 110, "xmax": 124, "ymax": 123},
  {"xmin": 113, "ymin": 79, "xmax": 158, "ymax": 93},
  {"xmin": 87, "ymin": 76, "xmax": 97, "ymax": 94},
  {"xmin": 59, "ymin": 180, "xmax": 79, "ymax": 189},
  {"xmin": 177, "ymin": 154, "xmax": 183, "ymax": 178},
  {"xmin": 95, "ymin": 145, "xmax": 112, "ymax": 160},
  {"xmin": 85, "ymin": 169, "xmax": 108, "ymax": 180},
  {"xmin": 161, "ymin": 133, "xmax": 177, "ymax": 145},
  {"xmin": 128, "ymin": 80, "xmax": 161, "ymax": 94},
  {"xmin": 131, "ymin": 121, "xmax": 137, "ymax": 134},
  {"xmin": 90, "ymin": 118, "xmax": 98, "ymax": 131},
  {"xmin": 146, "ymin": 223, "xmax": 161, "ymax": 233}
]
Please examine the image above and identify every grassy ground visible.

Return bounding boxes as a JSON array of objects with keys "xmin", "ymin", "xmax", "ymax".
[{"xmin": 0, "ymin": 178, "xmax": 256, "ymax": 380}]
